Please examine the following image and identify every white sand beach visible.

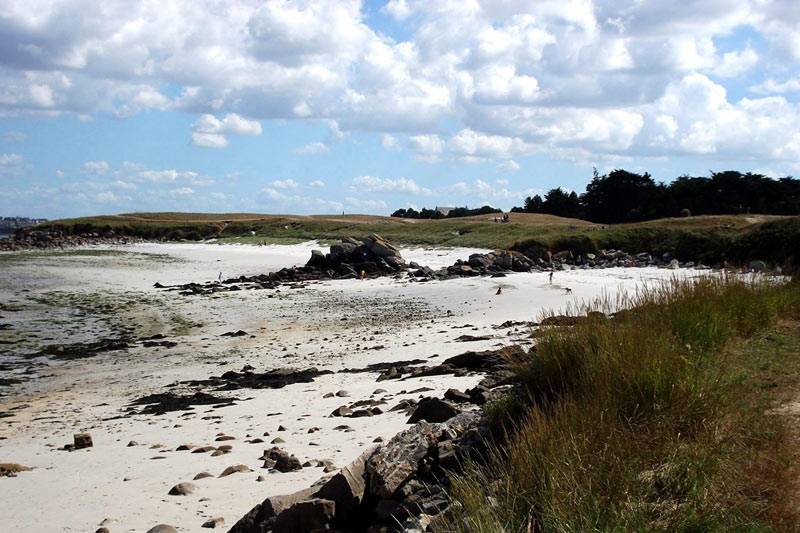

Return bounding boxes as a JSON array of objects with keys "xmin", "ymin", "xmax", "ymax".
[{"xmin": 0, "ymin": 242, "xmax": 695, "ymax": 532}]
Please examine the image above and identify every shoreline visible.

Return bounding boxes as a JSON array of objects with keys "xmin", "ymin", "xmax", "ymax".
[{"xmin": 1, "ymin": 241, "xmax": 701, "ymax": 532}]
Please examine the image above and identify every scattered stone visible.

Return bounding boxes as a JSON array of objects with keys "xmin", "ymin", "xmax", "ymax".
[
  {"xmin": 219, "ymin": 465, "xmax": 253, "ymax": 477},
  {"xmin": 275, "ymin": 455, "xmax": 302, "ymax": 473},
  {"xmin": 330, "ymin": 406, "xmax": 353, "ymax": 417},
  {"xmin": 192, "ymin": 445, "xmax": 217, "ymax": 454},
  {"xmin": 202, "ymin": 517, "xmax": 225, "ymax": 528},
  {"xmin": 194, "ymin": 472, "xmax": 213, "ymax": 480},
  {"xmin": 74, "ymin": 433, "xmax": 93, "ymax": 449},
  {"xmin": 0, "ymin": 463, "xmax": 33, "ymax": 477},
  {"xmin": 336, "ymin": 390, "xmax": 350, "ymax": 397},
  {"xmin": 215, "ymin": 435, "xmax": 235, "ymax": 441},
  {"xmin": 127, "ymin": 440, "xmax": 138, "ymax": 447},
  {"xmin": 271, "ymin": 437, "xmax": 285, "ymax": 444},
  {"xmin": 407, "ymin": 398, "xmax": 459, "ymax": 424},
  {"xmin": 146, "ymin": 525, "xmax": 178, "ymax": 533},
  {"xmin": 168, "ymin": 482, "xmax": 198, "ymax": 496}
]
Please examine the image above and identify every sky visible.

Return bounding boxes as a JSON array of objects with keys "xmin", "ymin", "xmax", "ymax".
[{"xmin": 1, "ymin": 0, "xmax": 800, "ymax": 219}]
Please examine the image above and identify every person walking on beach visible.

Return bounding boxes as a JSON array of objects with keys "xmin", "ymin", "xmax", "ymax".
[
  {"xmin": 218, "ymin": 271, "xmax": 223, "ymax": 283},
  {"xmin": 549, "ymin": 271, "xmax": 553, "ymax": 283}
]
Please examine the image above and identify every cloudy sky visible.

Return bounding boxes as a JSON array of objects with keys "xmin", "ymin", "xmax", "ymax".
[{"xmin": 1, "ymin": 0, "xmax": 800, "ymax": 218}]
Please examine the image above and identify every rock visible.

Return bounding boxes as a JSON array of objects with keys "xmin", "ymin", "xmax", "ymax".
[
  {"xmin": 0, "ymin": 463, "xmax": 33, "ymax": 477},
  {"xmin": 228, "ymin": 486, "xmax": 319, "ymax": 532},
  {"xmin": 331, "ymin": 406, "xmax": 353, "ymax": 417},
  {"xmin": 192, "ymin": 445, "xmax": 217, "ymax": 453},
  {"xmin": 366, "ymin": 421, "xmax": 444, "ymax": 499},
  {"xmin": 220, "ymin": 464, "xmax": 253, "ymax": 477},
  {"xmin": 272, "ymin": 498, "xmax": 335, "ymax": 533},
  {"xmin": 407, "ymin": 398, "xmax": 458, "ymax": 424},
  {"xmin": 336, "ymin": 390, "xmax": 350, "ymax": 397},
  {"xmin": 202, "ymin": 517, "xmax": 225, "ymax": 528},
  {"xmin": 306, "ymin": 249, "xmax": 326, "ymax": 267},
  {"xmin": 168, "ymin": 481, "xmax": 198, "ymax": 495},
  {"xmin": 127, "ymin": 440, "xmax": 138, "ymax": 447},
  {"xmin": 146, "ymin": 525, "xmax": 178, "ymax": 533},
  {"xmin": 271, "ymin": 437, "xmax": 285, "ymax": 444},
  {"xmin": 95, "ymin": 528, "xmax": 110, "ymax": 533},
  {"xmin": 215, "ymin": 435, "xmax": 235, "ymax": 441},
  {"xmin": 444, "ymin": 388, "xmax": 471, "ymax": 403},
  {"xmin": 74, "ymin": 433, "xmax": 93, "ymax": 449},
  {"xmin": 194, "ymin": 472, "xmax": 213, "ymax": 480},
  {"xmin": 315, "ymin": 446, "xmax": 374, "ymax": 527},
  {"xmin": 323, "ymin": 392, "xmax": 335, "ymax": 398},
  {"xmin": 275, "ymin": 454, "xmax": 302, "ymax": 473}
]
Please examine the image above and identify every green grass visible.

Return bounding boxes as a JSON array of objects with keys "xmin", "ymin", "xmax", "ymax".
[
  {"xmin": 32, "ymin": 212, "xmax": 800, "ymax": 267},
  {"xmin": 440, "ymin": 275, "xmax": 800, "ymax": 532}
]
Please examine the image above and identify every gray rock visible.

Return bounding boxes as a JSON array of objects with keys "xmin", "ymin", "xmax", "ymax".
[
  {"xmin": 275, "ymin": 454, "xmax": 302, "ymax": 473},
  {"xmin": 306, "ymin": 249, "xmax": 326, "ymax": 267},
  {"xmin": 407, "ymin": 397, "xmax": 458, "ymax": 424},
  {"xmin": 315, "ymin": 446, "xmax": 374, "ymax": 526},
  {"xmin": 366, "ymin": 421, "xmax": 444, "ymax": 499},
  {"xmin": 193, "ymin": 472, "xmax": 213, "ymax": 480},
  {"xmin": 219, "ymin": 464, "xmax": 252, "ymax": 477},
  {"xmin": 168, "ymin": 481, "xmax": 198, "ymax": 495},
  {"xmin": 202, "ymin": 517, "xmax": 225, "ymax": 528},
  {"xmin": 228, "ymin": 486, "xmax": 319, "ymax": 532},
  {"xmin": 146, "ymin": 525, "xmax": 178, "ymax": 533},
  {"xmin": 272, "ymin": 498, "xmax": 335, "ymax": 533}
]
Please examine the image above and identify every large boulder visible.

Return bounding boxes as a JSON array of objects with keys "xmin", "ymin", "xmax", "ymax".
[
  {"xmin": 272, "ymin": 498, "xmax": 335, "ymax": 533},
  {"xmin": 366, "ymin": 421, "xmax": 444, "ymax": 499},
  {"xmin": 306, "ymin": 249, "xmax": 326, "ymax": 267},
  {"xmin": 314, "ymin": 446, "xmax": 375, "ymax": 527},
  {"xmin": 329, "ymin": 242, "xmax": 358, "ymax": 265},
  {"xmin": 407, "ymin": 398, "xmax": 458, "ymax": 424},
  {"xmin": 364, "ymin": 233, "xmax": 400, "ymax": 258},
  {"xmin": 228, "ymin": 486, "xmax": 319, "ymax": 533}
]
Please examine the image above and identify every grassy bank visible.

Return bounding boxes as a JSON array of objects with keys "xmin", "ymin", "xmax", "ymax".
[
  {"xmin": 31, "ymin": 212, "xmax": 800, "ymax": 268},
  {"xmin": 440, "ymin": 275, "xmax": 800, "ymax": 532}
]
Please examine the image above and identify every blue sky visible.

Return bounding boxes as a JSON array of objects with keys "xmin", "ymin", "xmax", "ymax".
[{"xmin": 1, "ymin": 0, "xmax": 799, "ymax": 219}]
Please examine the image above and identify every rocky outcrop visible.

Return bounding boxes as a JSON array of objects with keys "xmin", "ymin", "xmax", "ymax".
[
  {"xmin": 0, "ymin": 228, "xmax": 140, "ymax": 251},
  {"xmin": 229, "ymin": 412, "xmax": 487, "ymax": 533}
]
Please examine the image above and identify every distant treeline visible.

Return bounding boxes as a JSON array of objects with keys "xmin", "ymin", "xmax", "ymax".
[
  {"xmin": 511, "ymin": 170, "xmax": 800, "ymax": 223},
  {"xmin": 391, "ymin": 205, "xmax": 502, "ymax": 219}
]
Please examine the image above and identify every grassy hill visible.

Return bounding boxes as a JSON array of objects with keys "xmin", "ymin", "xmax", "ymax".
[{"xmin": 34, "ymin": 212, "xmax": 800, "ymax": 268}]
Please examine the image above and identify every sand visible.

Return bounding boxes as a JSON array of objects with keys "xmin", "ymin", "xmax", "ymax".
[{"xmin": 0, "ymin": 242, "xmax": 695, "ymax": 532}]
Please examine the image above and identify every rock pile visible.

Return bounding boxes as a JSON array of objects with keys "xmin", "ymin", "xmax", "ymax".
[
  {"xmin": 162, "ymin": 234, "xmax": 408, "ymax": 296},
  {"xmin": 229, "ymin": 412, "xmax": 488, "ymax": 533},
  {"xmin": 0, "ymin": 229, "xmax": 140, "ymax": 251}
]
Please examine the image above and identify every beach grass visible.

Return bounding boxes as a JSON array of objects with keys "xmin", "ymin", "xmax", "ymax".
[{"xmin": 439, "ymin": 274, "xmax": 800, "ymax": 532}]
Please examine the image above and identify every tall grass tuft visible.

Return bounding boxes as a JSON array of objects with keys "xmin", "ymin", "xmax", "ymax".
[{"xmin": 439, "ymin": 275, "xmax": 800, "ymax": 532}]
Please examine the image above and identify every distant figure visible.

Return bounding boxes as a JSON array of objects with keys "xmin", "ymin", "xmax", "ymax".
[
  {"xmin": 548, "ymin": 271, "xmax": 553, "ymax": 283},
  {"xmin": 360, "ymin": 270, "xmax": 366, "ymax": 279},
  {"xmin": 218, "ymin": 271, "xmax": 223, "ymax": 283},
  {"xmin": 564, "ymin": 287, "xmax": 572, "ymax": 294},
  {"xmin": 496, "ymin": 287, "xmax": 502, "ymax": 295}
]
